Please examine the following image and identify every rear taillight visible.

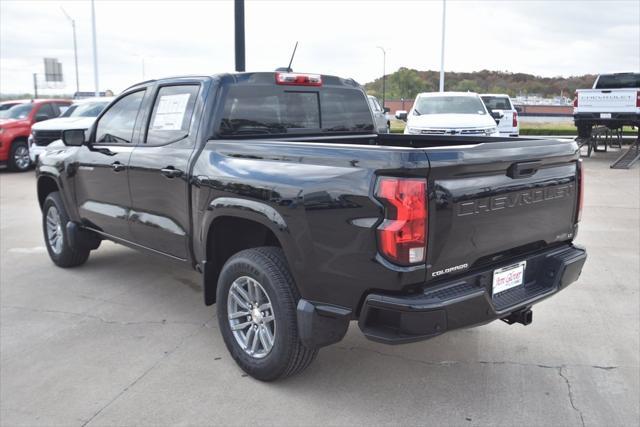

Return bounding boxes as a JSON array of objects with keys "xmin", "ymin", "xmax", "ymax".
[
  {"xmin": 636, "ymin": 90, "xmax": 640, "ymax": 108},
  {"xmin": 573, "ymin": 92, "xmax": 578, "ymax": 108},
  {"xmin": 576, "ymin": 159, "xmax": 584, "ymax": 222},
  {"xmin": 512, "ymin": 111, "xmax": 518, "ymax": 128},
  {"xmin": 275, "ymin": 72, "xmax": 322, "ymax": 86},
  {"xmin": 375, "ymin": 177, "xmax": 427, "ymax": 265}
]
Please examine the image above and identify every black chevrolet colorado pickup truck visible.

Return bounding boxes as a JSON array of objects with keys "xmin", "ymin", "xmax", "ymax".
[{"xmin": 36, "ymin": 71, "xmax": 587, "ymax": 381}]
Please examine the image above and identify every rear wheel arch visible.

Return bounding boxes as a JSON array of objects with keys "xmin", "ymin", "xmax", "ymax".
[{"xmin": 204, "ymin": 215, "xmax": 288, "ymax": 305}]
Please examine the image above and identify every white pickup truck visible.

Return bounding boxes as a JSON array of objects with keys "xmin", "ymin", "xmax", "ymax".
[{"xmin": 573, "ymin": 72, "xmax": 639, "ymax": 138}]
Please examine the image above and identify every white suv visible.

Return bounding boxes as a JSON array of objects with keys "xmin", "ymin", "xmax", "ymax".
[
  {"xmin": 481, "ymin": 94, "xmax": 519, "ymax": 137},
  {"xmin": 29, "ymin": 97, "xmax": 113, "ymax": 163},
  {"xmin": 404, "ymin": 92, "xmax": 499, "ymax": 136}
]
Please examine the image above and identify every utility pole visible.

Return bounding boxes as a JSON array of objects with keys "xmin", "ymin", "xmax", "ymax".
[
  {"xmin": 61, "ymin": 7, "xmax": 79, "ymax": 95},
  {"xmin": 90, "ymin": 0, "xmax": 100, "ymax": 96},
  {"xmin": 377, "ymin": 46, "xmax": 386, "ymax": 111},
  {"xmin": 234, "ymin": 0, "xmax": 245, "ymax": 72},
  {"xmin": 439, "ymin": 0, "xmax": 446, "ymax": 92},
  {"xmin": 33, "ymin": 73, "xmax": 38, "ymax": 99}
]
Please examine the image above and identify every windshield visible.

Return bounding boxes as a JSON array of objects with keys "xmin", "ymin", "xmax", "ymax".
[
  {"xmin": 414, "ymin": 96, "xmax": 486, "ymax": 115},
  {"xmin": 595, "ymin": 73, "xmax": 640, "ymax": 89},
  {"xmin": 60, "ymin": 105, "xmax": 78, "ymax": 118},
  {"xmin": 0, "ymin": 103, "xmax": 20, "ymax": 116},
  {"xmin": 1, "ymin": 104, "xmax": 33, "ymax": 120},
  {"xmin": 481, "ymin": 96, "xmax": 512, "ymax": 111},
  {"xmin": 68, "ymin": 101, "xmax": 110, "ymax": 118}
]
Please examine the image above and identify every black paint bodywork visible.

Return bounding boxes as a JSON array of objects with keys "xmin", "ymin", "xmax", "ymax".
[{"xmin": 36, "ymin": 72, "xmax": 586, "ymax": 348}]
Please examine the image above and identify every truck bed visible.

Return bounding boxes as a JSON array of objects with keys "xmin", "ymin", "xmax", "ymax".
[{"xmin": 198, "ymin": 134, "xmax": 580, "ymax": 308}]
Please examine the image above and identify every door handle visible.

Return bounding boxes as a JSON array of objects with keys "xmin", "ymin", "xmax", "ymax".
[
  {"xmin": 161, "ymin": 166, "xmax": 183, "ymax": 178},
  {"xmin": 111, "ymin": 161, "xmax": 126, "ymax": 172}
]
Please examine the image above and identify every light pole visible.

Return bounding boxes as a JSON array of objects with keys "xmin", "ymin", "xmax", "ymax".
[
  {"xmin": 439, "ymin": 0, "xmax": 446, "ymax": 92},
  {"xmin": 376, "ymin": 46, "xmax": 386, "ymax": 111},
  {"xmin": 61, "ymin": 8, "xmax": 79, "ymax": 95},
  {"xmin": 132, "ymin": 54, "xmax": 147, "ymax": 80},
  {"xmin": 235, "ymin": 0, "xmax": 245, "ymax": 72},
  {"xmin": 90, "ymin": 0, "xmax": 100, "ymax": 96}
]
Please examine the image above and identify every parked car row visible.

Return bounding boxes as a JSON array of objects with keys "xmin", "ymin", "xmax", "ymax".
[
  {"xmin": 0, "ymin": 97, "xmax": 112, "ymax": 171},
  {"xmin": 401, "ymin": 92, "xmax": 519, "ymax": 137},
  {"xmin": 382, "ymin": 92, "xmax": 519, "ymax": 137},
  {"xmin": 0, "ymin": 99, "xmax": 72, "ymax": 171},
  {"xmin": 29, "ymin": 97, "xmax": 113, "ymax": 163}
]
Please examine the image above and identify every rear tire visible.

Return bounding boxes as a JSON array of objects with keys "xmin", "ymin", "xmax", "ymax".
[
  {"xmin": 8, "ymin": 140, "xmax": 31, "ymax": 172},
  {"xmin": 42, "ymin": 192, "xmax": 91, "ymax": 268},
  {"xmin": 217, "ymin": 247, "xmax": 317, "ymax": 381}
]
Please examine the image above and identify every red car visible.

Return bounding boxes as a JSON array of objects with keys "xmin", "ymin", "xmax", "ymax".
[{"xmin": 0, "ymin": 99, "xmax": 72, "ymax": 171}]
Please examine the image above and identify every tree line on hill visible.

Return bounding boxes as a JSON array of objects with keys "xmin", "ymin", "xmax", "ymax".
[{"xmin": 363, "ymin": 68, "xmax": 596, "ymax": 100}]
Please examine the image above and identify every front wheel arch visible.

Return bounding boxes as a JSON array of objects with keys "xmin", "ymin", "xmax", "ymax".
[{"xmin": 37, "ymin": 175, "xmax": 60, "ymax": 210}]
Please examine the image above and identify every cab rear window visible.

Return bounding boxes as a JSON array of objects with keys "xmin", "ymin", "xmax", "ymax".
[
  {"xmin": 218, "ymin": 85, "xmax": 373, "ymax": 136},
  {"xmin": 481, "ymin": 96, "xmax": 513, "ymax": 111},
  {"xmin": 594, "ymin": 73, "xmax": 640, "ymax": 89}
]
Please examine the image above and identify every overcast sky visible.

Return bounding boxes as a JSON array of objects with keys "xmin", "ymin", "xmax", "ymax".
[{"xmin": 1, "ymin": 0, "xmax": 638, "ymax": 94}]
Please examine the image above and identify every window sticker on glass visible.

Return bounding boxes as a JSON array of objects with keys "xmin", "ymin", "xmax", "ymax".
[{"xmin": 151, "ymin": 93, "xmax": 191, "ymax": 130}]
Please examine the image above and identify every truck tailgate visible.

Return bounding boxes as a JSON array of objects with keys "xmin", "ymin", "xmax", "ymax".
[
  {"xmin": 425, "ymin": 138, "xmax": 580, "ymax": 281},
  {"xmin": 576, "ymin": 88, "xmax": 638, "ymax": 112}
]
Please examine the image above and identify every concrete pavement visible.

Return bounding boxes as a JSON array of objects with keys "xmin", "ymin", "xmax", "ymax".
[{"xmin": 1, "ymin": 152, "xmax": 638, "ymax": 426}]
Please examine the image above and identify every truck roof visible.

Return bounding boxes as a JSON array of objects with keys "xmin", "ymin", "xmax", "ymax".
[
  {"xmin": 124, "ymin": 71, "xmax": 360, "ymax": 92},
  {"xmin": 0, "ymin": 98, "xmax": 69, "ymax": 105},
  {"xmin": 417, "ymin": 91, "xmax": 481, "ymax": 98}
]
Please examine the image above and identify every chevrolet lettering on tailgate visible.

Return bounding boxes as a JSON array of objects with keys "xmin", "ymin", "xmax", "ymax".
[{"xmin": 457, "ymin": 184, "xmax": 574, "ymax": 217}]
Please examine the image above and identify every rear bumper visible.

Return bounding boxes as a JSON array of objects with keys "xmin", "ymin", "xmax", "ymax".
[
  {"xmin": 574, "ymin": 112, "xmax": 640, "ymax": 126},
  {"xmin": 358, "ymin": 244, "xmax": 587, "ymax": 344}
]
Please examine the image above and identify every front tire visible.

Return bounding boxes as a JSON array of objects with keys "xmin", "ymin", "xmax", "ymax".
[
  {"xmin": 8, "ymin": 140, "xmax": 31, "ymax": 172},
  {"xmin": 217, "ymin": 247, "xmax": 317, "ymax": 381},
  {"xmin": 42, "ymin": 192, "xmax": 91, "ymax": 268}
]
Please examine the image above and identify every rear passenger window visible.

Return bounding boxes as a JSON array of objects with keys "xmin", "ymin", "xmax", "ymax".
[
  {"xmin": 146, "ymin": 85, "xmax": 199, "ymax": 145},
  {"xmin": 95, "ymin": 90, "xmax": 146, "ymax": 144}
]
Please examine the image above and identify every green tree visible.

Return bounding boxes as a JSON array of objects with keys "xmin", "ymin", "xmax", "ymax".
[
  {"xmin": 452, "ymin": 79, "xmax": 482, "ymax": 92},
  {"xmin": 387, "ymin": 68, "xmax": 426, "ymax": 99}
]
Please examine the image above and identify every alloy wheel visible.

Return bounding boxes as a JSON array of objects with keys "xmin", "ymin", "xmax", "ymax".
[
  {"xmin": 14, "ymin": 145, "xmax": 30, "ymax": 170},
  {"xmin": 46, "ymin": 206, "xmax": 63, "ymax": 255},
  {"xmin": 227, "ymin": 276, "xmax": 276, "ymax": 358}
]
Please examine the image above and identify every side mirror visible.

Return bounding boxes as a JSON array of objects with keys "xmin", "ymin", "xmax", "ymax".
[
  {"xmin": 397, "ymin": 112, "xmax": 408, "ymax": 121},
  {"xmin": 490, "ymin": 111, "xmax": 504, "ymax": 124},
  {"xmin": 35, "ymin": 114, "xmax": 49, "ymax": 122},
  {"xmin": 383, "ymin": 107, "xmax": 390, "ymax": 113},
  {"xmin": 62, "ymin": 129, "xmax": 85, "ymax": 146}
]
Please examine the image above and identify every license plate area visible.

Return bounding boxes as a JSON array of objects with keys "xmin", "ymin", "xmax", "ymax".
[
  {"xmin": 492, "ymin": 261, "xmax": 526, "ymax": 295},
  {"xmin": 600, "ymin": 113, "xmax": 612, "ymax": 119}
]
